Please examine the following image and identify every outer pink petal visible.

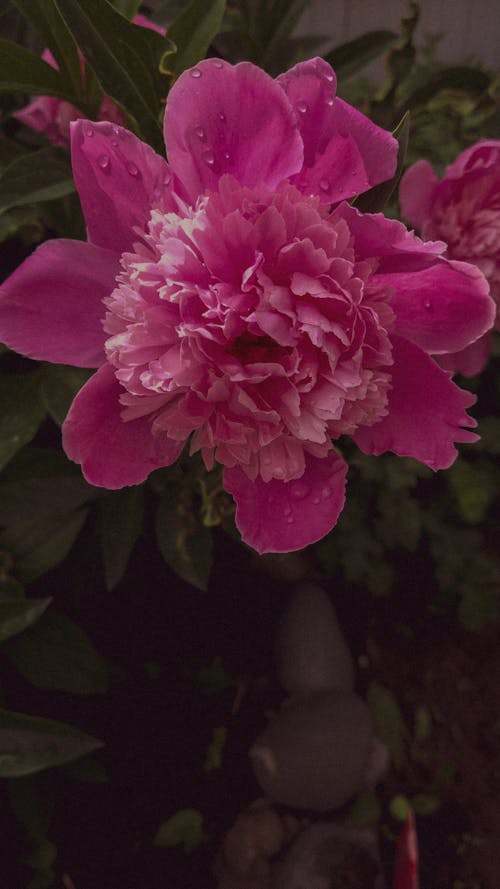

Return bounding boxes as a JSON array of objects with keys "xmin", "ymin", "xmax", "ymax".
[
  {"xmin": 445, "ymin": 139, "xmax": 500, "ymax": 179},
  {"xmin": 224, "ymin": 451, "xmax": 348, "ymax": 554},
  {"xmin": 332, "ymin": 202, "xmax": 446, "ymax": 270},
  {"xmin": 374, "ymin": 258, "xmax": 494, "ymax": 354},
  {"xmin": 0, "ymin": 239, "xmax": 117, "ymax": 367},
  {"xmin": 164, "ymin": 59, "xmax": 303, "ymax": 203},
  {"xmin": 71, "ymin": 119, "xmax": 176, "ymax": 253},
  {"xmin": 277, "ymin": 58, "xmax": 397, "ymax": 203},
  {"xmin": 132, "ymin": 14, "xmax": 166, "ymax": 35},
  {"xmin": 438, "ymin": 332, "xmax": 492, "ymax": 377},
  {"xmin": 399, "ymin": 159, "xmax": 438, "ymax": 229},
  {"xmin": 354, "ymin": 336, "xmax": 478, "ymax": 471},
  {"xmin": 63, "ymin": 364, "xmax": 183, "ymax": 488}
]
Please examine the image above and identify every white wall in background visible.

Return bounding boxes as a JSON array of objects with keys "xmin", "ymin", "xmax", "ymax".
[{"xmin": 299, "ymin": 0, "xmax": 499, "ymax": 70}]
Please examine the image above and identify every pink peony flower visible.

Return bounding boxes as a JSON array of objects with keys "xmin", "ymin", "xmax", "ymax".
[
  {"xmin": 0, "ymin": 58, "xmax": 495, "ymax": 553},
  {"xmin": 400, "ymin": 140, "xmax": 500, "ymax": 376},
  {"xmin": 13, "ymin": 15, "xmax": 165, "ymax": 148}
]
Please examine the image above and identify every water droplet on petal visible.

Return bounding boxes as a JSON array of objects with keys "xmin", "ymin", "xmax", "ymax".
[
  {"xmin": 195, "ymin": 126, "xmax": 206, "ymax": 141},
  {"xmin": 112, "ymin": 125, "xmax": 120, "ymax": 136},
  {"xmin": 313, "ymin": 496, "xmax": 321, "ymax": 505},
  {"xmin": 217, "ymin": 111, "xmax": 226, "ymax": 122},
  {"xmin": 291, "ymin": 481, "xmax": 310, "ymax": 499},
  {"xmin": 127, "ymin": 162, "xmax": 140, "ymax": 177},
  {"xmin": 98, "ymin": 153, "xmax": 110, "ymax": 170},
  {"xmin": 190, "ymin": 68, "xmax": 202, "ymax": 78},
  {"xmin": 111, "ymin": 138, "xmax": 119, "ymax": 147},
  {"xmin": 287, "ymin": 515, "xmax": 294, "ymax": 524},
  {"xmin": 163, "ymin": 171, "xmax": 172, "ymax": 186},
  {"xmin": 424, "ymin": 299, "xmax": 433, "ymax": 311},
  {"xmin": 296, "ymin": 100, "xmax": 308, "ymax": 114},
  {"xmin": 319, "ymin": 178, "xmax": 330, "ymax": 192},
  {"xmin": 223, "ymin": 151, "xmax": 230, "ymax": 161},
  {"xmin": 321, "ymin": 485, "xmax": 332, "ymax": 500},
  {"xmin": 84, "ymin": 124, "xmax": 93, "ymax": 137},
  {"xmin": 325, "ymin": 72, "xmax": 335, "ymax": 82},
  {"xmin": 213, "ymin": 60, "xmax": 224, "ymax": 69},
  {"xmin": 202, "ymin": 149, "xmax": 215, "ymax": 167},
  {"xmin": 326, "ymin": 96, "xmax": 334, "ymax": 107}
]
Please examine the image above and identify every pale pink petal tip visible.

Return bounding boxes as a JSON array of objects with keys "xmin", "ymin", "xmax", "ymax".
[
  {"xmin": 63, "ymin": 364, "xmax": 183, "ymax": 488},
  {"xmin": 224, "ymin": 452, "xmax": 348, "ymax": 554}
]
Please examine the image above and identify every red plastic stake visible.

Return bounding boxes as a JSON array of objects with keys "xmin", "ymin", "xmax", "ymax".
[{"xmin": 393, "ymin": 809, "xmax": 419, "ymax": 889}]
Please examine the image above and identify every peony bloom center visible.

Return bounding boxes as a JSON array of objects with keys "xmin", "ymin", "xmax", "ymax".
[{"xmin": 104, "ymin": 177, "xmax": 394, "ymax": 483}]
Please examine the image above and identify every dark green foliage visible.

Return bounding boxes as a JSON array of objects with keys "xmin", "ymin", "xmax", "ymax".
[
  {"xmin": 99, "ymin": 486, "xmax": 144, "ymax": 590},
  {"xmin": 0, "ymin": 708, "xmax": 103, "ymax": 777},
  {"xmin": 165, "ymin": 0, "xmax": 226, "ymax": 76}
]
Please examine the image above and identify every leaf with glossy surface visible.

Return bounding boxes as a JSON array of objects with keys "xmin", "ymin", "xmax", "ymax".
[
  {"xmin": 0, "ymin": 148, "xmax": 75, "ymax": 216},
  {"xmin": 0, "ymin": 39, "xmax": 76, "ymax": 101},
  {"xmin": 100, "ymin": 486, "xmax": 144, "ymax": 590},
  {"xmin": 0, "ymin": 596, "xmax": 52, "ymax": 643},
  {"xmin": 156, "ymin": 495, "xmax": 213, "ymax": 591},
  {"xmin": 326, "ymin": 29, "xmax": 398, "ymax": 81},
  {"xmin": 166, "ymin": 0, "xmax": 225, "ymax": 76},
  {"xmin": 5, "ymin": 610, "xmax": 112, "ymax": 694},
  {"xmin": 11, "ymin": 0, "xmax": 82, "ymax": 102},
  {"xmin": 0, "ymin": 708, "xmax": 103, "ymax": 777},
  {"xmin": 0, "ymin": 373, "xmax": 46, "ymax": 472},
  {"xmin": 54, "ymin": 0, "xmax": 168, "ymax": 148},
  {"xmin": 154, "ymin": 809, "xmax": 206, "ymax": 852}
]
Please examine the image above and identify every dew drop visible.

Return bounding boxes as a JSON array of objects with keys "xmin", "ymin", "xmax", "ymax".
[
  {"xmin": 321, "ymin": 485, "xmax": 332, "ymax": 500},
  {"xmin": 202, "ymin": 149, "xmax": 215, "ymax": 167},
  {"xmin": 213, "ymin": 60, "xmax": 224, "ymax": 69},
  {"xmin": 296, "ymin": 100, "xmax": 308, "ymax": 114},
  {"xmin": 291, "ymin": 481, "xmax": 310, "ymax": 499},
  {"xmin": 319, "ymin": 178, "xmax": 330, "ymax": 192},
  {"xmin": 127, "ymin": 161, "xmax": 139, "ymax": 177},
  {"xmin": 194, "ymin": 126, "xmax": 206, "ymax": 141},
  {"xmin": 163, "ymin": 171, "xmax": 172, "ymax": 186},
  {"xmin": 283, "ymin": 504, "xmax": 292, "ymax": 517},
  {"xmin": 190, "ymin": 68, "xmax": 202, "ymax": 78},
  {"xmin": 97, "ymin": 153, "xmax": 110, "ymax": 170},
  {"xmin": 326, "ymin": 96, "xmax": 334, "ymax": 107},
  {"xmin": 424, "ymin": 299, "xmax": 433, "ymax": 311},
  {"xmin": 84, "ymin": 124, "xmax": 93, "ymax": 137},
  {"xmin": 111, "ymin": 138, "xmax": 119, "ymax": 147},
  {"xmin": 287, "ymin": 515, "xmax": 294, "ymax": 524},
  {"xmin": 313, "ymin": 496, "xmax": 321, "ymax": 505},
  {"xmin": 217, "ymin": 111, "xmax": 226, "ymax": 122},
  {"xmin": 112, "ymin": 125, "xmax": 120, "ymax": 136},
  {"xmin": 223, "ymin": 151, "xmax": 231, "ymax": 161},
  {"xmin": 325, "ymin": 72, "xmax": 335, "ymax": 82}
]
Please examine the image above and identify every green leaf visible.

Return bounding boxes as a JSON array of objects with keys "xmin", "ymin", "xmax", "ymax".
[
  {"xmin": 413, "ymin": 705, "xmax": 432, "ymax": 746},
  {"xmin": 0, "ymin": 596, "xmax": 52, "ymax": 643},
  {"xmin": 347, "ymin": 791, "xmax": 382, "ymax": 827},
  {"xmin": 156, "ymin": 495, "xmax": 213, "ymax": 591},
  {"xmin": 367, "ymin": 681, "xmax": 405, "ymax": 769},
  {"xmin": 324, "ymin": 30, "xmax": 398, "ymax": 81},
  {"xmin": 203, "ymin": 725, "xmax": 227, "ymax": 772},
  {"xmin": 389, "ymin": 794, "xmax": 411, "ymax": 822},
  {"xmin": 402, "ymin": 67, "xmax": 492, "ymax": 113},
  {"xmin": 0, "ymin": 39, "xmax": 76, "ymax": 101},
  {"xmin": 63, "ymin": 755, "xmax": 108, "ymax": 783},
  {"xmin": 0, "ymin": 139, "xmax": 28, "ymax": 174},
  {"xmin": 0, "ymin": 205, "xmax": 43, "ymax": 245},
  {"xmin": 0, "ymin": 148, "xmax": 75, "ymax": 216},
  {"xmin": 54, "ymin": 0, "xmax": 169, "ymax": 148},
  {"xmin": 154, "ymin": 808, "xmax": 206, "ymax": 852},
  {"xmin": 40, "ymin": 365, "xmax": 92, "ymax": 426},
  {"xmin": 411, "ymin": 793, "xmax": 441, "ymax": 816},
  {"xmin": 0, "ymin": 373, "xmax": 46, "ymax": 472},
  {"xmin": 354, "ymin": 111, "xmax": 410, "ymax": 213},
  {"xmin": 166, "ymin": 0, "xmax": 226, "ymax": 76},
  {"xmin": 8, "ymin": 774, "xmax": 55, "ymax": 842},
  {"xmin": 448, "ymin": 459, "xmax": 497, "ymax": 524},
  {"xmin": 197, "ymin": 661, "xmax": 231, "ymax": 694},
  {"xmin": 110, "ymin": 0, "xmax": 140, "ymax": 18},
  {"xmin": 99, "ymin": 486, "xmax": 144, "ymax": 590},
  {"xmin": 0, "ymin": 707, "xmax": 103, "ymax": 777},
  {"xmin": 260, "ymin": 0, "xmax": 310, "ymax": 66},
  {"xmin": 0, "ymin": 462, "xmax": 97, "ymax": 581},
  {"xmin": 11, "ymin": 0, "xmax": 83, "ymax": 103},
  {"xmin": 5, "ymin": 610, "xmax": 112, "ymax": 694}
]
